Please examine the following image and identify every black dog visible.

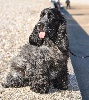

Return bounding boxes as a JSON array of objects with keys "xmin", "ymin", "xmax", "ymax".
[{"xmin": 2, "ymin": 8, "xmax": 69, "ymax": 94}]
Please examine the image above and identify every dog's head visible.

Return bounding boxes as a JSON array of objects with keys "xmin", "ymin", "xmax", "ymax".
[
  {"xmin": 29, "ymin": 8, "xmax": 67, "ymax": 47},
  {"xmin": 37, "ymin": 8, "xmax": 64, "ymax": 39}
]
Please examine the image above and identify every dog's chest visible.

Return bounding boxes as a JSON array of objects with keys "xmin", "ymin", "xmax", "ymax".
[{"xmin": 43, "ymin": 38, "xmax": 62, "ymax": 54}]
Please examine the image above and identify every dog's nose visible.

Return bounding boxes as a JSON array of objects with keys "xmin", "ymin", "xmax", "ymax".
[
  {"xmin": 37, "ymin": 22, "xmax": 44, "ymax": 31},
  {"xmin": 38, "ymin": 22, "xmax": 44, "ymax": 26}
]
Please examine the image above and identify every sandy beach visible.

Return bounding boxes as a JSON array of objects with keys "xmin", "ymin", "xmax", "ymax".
[{"xmin": 0, "ymin": 0, "xmax": 82, "ymax": 99}]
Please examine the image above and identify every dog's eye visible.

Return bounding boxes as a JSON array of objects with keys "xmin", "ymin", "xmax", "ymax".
[
  {"xmin": 48, "ymin": 13, "xmax": 53, "ymax": 19},
  {"xmin": 40, "ymin": 12, "xmax": 45, "ymax": 17}
]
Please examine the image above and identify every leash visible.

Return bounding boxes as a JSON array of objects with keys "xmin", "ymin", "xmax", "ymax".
[{"xmin": 69, "ymin": 49, "xmax": 89, "ymax": 58}]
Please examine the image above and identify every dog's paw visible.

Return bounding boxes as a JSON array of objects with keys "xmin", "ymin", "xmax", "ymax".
[
  {"xmin": 1, "ymin": 82, "xmax": 9, "ymax": 88},
  {"xmin": 60, "ymin": 85, "xmax": 68, "ymax": 90}
]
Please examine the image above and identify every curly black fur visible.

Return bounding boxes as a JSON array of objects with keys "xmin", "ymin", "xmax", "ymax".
[{"xmin": 2, "ymin": 8, "xmax": 69, "ymax": 94}]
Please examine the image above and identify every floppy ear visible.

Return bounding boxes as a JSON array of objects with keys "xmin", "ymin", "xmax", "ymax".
[
  {"xmin": 55, "ymin": 15, "xmax": 69, "ymax": 54},
  {"xmin": 29, "ymin": 25, "xmax": 44, "ymax": 46}
]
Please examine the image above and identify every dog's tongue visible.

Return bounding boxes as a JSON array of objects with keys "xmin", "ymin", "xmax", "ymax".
[{"xmin": 39, "ymin": 32, "xmax": 46, "ymax": 38}]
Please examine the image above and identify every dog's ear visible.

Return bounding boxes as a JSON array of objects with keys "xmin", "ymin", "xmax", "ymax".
[
  {"xmin": 29, "ymin": 25, "xmax": 44, "ymax": 46},
  {"xmin": 55, "ymin": 15, "xmax": 69, "ymax": 55}
]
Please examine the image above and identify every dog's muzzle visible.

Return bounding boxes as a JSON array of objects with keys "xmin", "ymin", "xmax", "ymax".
[
  {"xmin": 37, "ymin": 22, "xmax": 45, "ymax": 32},
  {"xmin": 37, "ymin": 22, "xmax": 46, "ymax": 39}
]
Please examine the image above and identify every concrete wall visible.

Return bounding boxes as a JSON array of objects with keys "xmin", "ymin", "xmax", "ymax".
[{"xmin": 61, "ymin": 0, "xmax": 89, "ymax": 5}]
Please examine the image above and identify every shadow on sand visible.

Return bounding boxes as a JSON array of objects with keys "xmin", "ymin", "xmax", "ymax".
[{"xmin": 61, "ymin": 7, "xmax": 89, "ymax": 100}]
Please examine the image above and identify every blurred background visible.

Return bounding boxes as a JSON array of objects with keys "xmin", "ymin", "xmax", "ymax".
[{"xmin": 61, "ymin": 0, "xmax": 89, "ymax": 4}]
